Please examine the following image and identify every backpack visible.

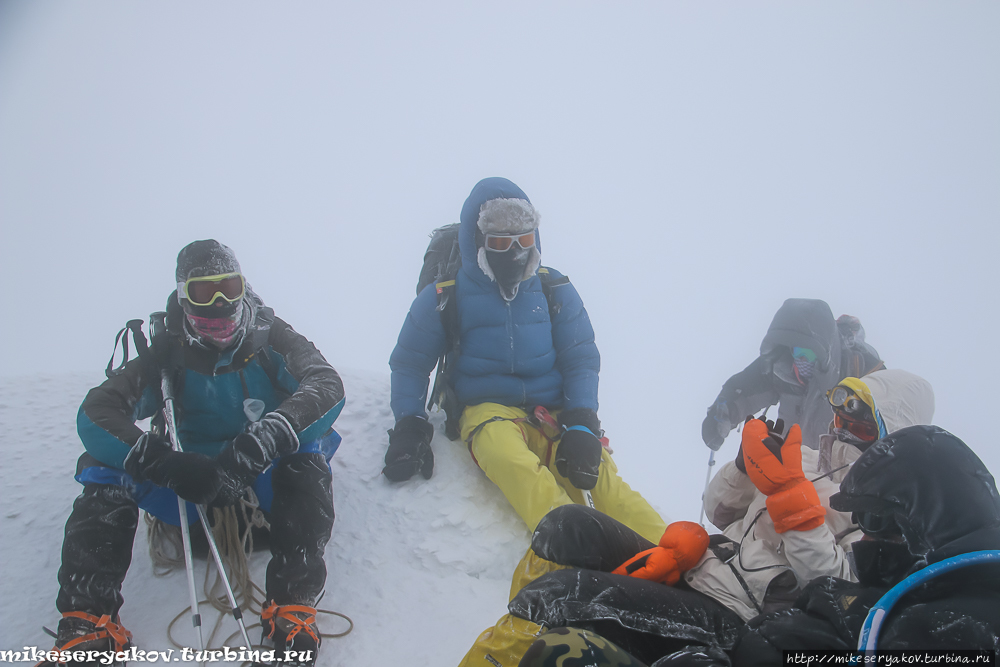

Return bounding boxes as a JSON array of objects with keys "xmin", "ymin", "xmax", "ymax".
[
  {"xmin": 835, "ymin": 315, "xmax": 885, "ymax": 379},
  {"xmin": 418, "ymin": 224, "xmax": 569, "ymax": 440}
]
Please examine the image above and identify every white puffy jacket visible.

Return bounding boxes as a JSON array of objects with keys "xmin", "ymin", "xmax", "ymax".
[{"xmin": 683, "ymin": 369, "xmax": 935, "ymax": 620}]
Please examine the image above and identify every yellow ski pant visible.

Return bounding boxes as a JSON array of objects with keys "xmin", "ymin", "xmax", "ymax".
[
  {"xmin": 460, "ymin": 402, "xmax": 667, "ymax": 544},
  {"xmin": 456, "ymin": 404, "xmax": 670, "ymax": 665}
]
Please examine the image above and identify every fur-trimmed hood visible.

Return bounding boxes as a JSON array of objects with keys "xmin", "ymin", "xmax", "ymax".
[{"xmin": 458, "ymin": 177, "xmax": 541, "ymax": 289}]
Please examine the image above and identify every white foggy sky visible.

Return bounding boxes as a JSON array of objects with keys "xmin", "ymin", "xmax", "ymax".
[{"xmin": 1, "ymin": 1, "xmax": 997, "ymax": 522}]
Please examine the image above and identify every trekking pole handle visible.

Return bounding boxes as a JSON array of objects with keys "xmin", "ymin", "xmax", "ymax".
[{"xmin": 149, "ymin": 313, "xmax": 185, "ymax": 453}]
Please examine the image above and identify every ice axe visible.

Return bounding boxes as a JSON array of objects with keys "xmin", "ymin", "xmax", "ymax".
[{"xmin": 149, "ymin": 312, "xmax": 253, "ymax": 652}]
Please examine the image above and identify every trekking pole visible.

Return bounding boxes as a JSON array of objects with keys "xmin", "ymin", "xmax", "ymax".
[
  {"xmin": 150, "ymin": 315, "xmax": 205, "ymax": 656},
  {"xmin": 151, "ymin": 314, "xmax": 253, "ymax": 650},
  {"xmin": 582, "ymin": 489, "xmax": 596, "ymax": 510},
  {"xmin": 698, "ymin": 450, "xmax": 716, "ymax": 527},
  {"xmin": 193, "ymin": 505, "xmax": 253, "ymax": 648}
]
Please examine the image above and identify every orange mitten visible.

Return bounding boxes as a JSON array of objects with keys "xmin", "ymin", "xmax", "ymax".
[
  {"xmin": 612, "ymin": 521, "xmax": 709, "ymax": 585},
  {"xmin": 741, "ymin": 420, "xmax": 825, "ymax": 533}
]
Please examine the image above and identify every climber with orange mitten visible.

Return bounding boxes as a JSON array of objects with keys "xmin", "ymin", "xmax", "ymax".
[
  {"xmin": 612, "ymin": 521, "xmax": 710, "ymax": 585},
  {"xmin": 740, "ymin": 417, "xmax": 826, "ymax": 533}
]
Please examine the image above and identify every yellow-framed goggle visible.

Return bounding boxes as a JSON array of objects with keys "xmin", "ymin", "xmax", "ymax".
[{"xmin": 177, "ymin": 272, "xmax": 245, "ymax": 307}]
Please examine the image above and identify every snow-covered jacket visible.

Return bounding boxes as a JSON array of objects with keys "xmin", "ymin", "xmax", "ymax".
[
  {"xmin": 77, "ymin": 291, "xmax": 345, "ymax": 469},
  {"xmin": 685, "ymin": 369, "xmax": 935, "ymax": 621},
  {"xmin": 389, "ymin": 178, "xmax": 600, "ymax": 420},
  {"xmin": 708, "ymin": 299, "xmax": 883, "ymax": 450}
]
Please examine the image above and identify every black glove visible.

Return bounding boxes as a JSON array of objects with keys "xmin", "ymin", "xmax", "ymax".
[
  {"xmin": 556, "ymin": 408, "xmax": 603, "ymax": 491},
  {"xmin": 701, "ymin": 396, "xmax": 732, "ymax": 451},
  {"xmin": 383, "ymin": 415, "xmax": 434, "ymax": 482},
  {"xmin": 124, "ymin": 432, "xmax": 224, "ymax": 505},
  {"xmin": 213, "ymin": 412, "xmax": 300, "ymax": 507},
  {"xmin": 735, "ymin": 417, "xmax": 784, "ymax": 474}
]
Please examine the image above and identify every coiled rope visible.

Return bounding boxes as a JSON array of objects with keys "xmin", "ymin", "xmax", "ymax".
[{"xmin": 145, "ymin": 491, "xmax": 352, "ymax": 653}]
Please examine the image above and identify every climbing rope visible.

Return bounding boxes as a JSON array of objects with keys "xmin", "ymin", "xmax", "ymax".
[{"xmin": 147, "ymin": 491, "xmax": 352, "ymax": 654}]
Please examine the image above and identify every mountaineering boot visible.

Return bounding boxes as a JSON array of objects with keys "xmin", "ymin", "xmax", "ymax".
[
  {"xmin": 258, "ymin": 601, "xmax": 320, "ymax": 667},
  {"xmin": 36, "ymin": 612, "xmax": 133, "ymax": 667}
]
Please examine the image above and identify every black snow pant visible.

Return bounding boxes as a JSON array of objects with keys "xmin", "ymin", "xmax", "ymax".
[
  {"xmin": 56, "ymin": 484, "xmax": 138, "ymax": 617},
  {"xmin": 265, "ymin": 452, "xmax": 335, "ymax": 605},
  {"xmin": 57, "ymin": 451, "xmax": 335, "ymax": 615}
]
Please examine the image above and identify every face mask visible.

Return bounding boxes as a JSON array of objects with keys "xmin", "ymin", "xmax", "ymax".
[
  {"xmin": 486, "ymin": 244, "xmax": 531, "ymax": 301},
  {"xmin": 791, "ymin": 347, "xmax": 817, "ymax": 384},
  {"xmin": 772, "ymin": 353, "xmax": 807, "ymax": 395},
  {"xmin": 850, "ymin": 538, "xmax": 920, "ymax": 588},
  {"xmin": 185, "ymin": 300, "xmax": 245, "ymax": 349}
]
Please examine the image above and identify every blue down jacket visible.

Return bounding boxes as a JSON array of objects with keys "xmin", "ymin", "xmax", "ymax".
[{"xmin": 389, "ymin": 177, "xmax": 600, "ymax": 419}]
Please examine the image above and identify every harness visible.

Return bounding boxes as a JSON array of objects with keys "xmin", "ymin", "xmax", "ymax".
[{"xmin": 463, "ymin": 405, "xmax": 611, "ymax": 472}]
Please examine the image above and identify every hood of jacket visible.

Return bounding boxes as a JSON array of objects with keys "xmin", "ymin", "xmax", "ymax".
[
  {"xmin": 458, "ymin": 177, "xmax": 541, "ymax": 289},
  {"xmin": 819, "ymin": 369, "xmax": 935, "ymax": 472},
  {"xmin": 856, "ymin": 368, "xmax": 935, "ymax": 435},
  {"xmin": 760, "ymin": 298, "xmax": 840, "ymax": 374},
  {"xmin": 830, "ymin": 425, "xmax": 1000, "ymax": 561},
  {"xmin": 757, "ymin": 298, "xmax": 842, "ymax": 449}
]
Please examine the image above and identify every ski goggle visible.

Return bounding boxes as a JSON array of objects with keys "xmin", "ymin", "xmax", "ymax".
[
  {"xmin": 485, "ymin": 231, "xmax": 537, "ymax": 252},
  {"xmin": 827, "ymin": 385, "xmax": 868, "ymax": 416},
  {"xmin": 853, "ymin": 511, "xmax": 901, "ymax": 538},
  {"xmin": 834, "ymin": 412, "xmax": 880, "ymax": 442},
  {"xmin": 792, "ymin": 347, "xmax": 817, "ymax": 363},
  {"xmin": 178, "ymin": 272, "xmax": 246, "ymax": 307}
]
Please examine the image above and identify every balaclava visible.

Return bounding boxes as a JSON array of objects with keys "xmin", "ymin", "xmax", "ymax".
[{"xmin": 175, "ymin": 239, "xmax": 248, "ymax": 350}]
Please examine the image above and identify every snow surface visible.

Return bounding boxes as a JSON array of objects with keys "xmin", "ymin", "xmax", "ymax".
[{"xmin": 0, "ymin": 368, "xmax": 566, "ymax": 666}]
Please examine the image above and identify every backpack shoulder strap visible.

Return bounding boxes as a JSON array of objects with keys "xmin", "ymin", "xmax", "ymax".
[
  {"xmin": 538, "ymin": 267, "xmax": 571, "ymax": 319},
  {"xmin": 434, "ymin": 269, "xmax": 460, "ymax": 348},
  {"xmin": 106, "ymin": 319, "xmax": 149, "ymax": 378},
  {"xmin": 426, "ymin": 268, "xmax": 462, "ymax": 439}
]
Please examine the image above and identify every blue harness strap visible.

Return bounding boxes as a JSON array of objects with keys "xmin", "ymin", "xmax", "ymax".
[
  {"xmin": 857, "ymin": 550, "xmax": 1000, "ymax": 654},
  {"xmin": 75, "ymin": 429, "xmax": 342, "ymax": 527}
]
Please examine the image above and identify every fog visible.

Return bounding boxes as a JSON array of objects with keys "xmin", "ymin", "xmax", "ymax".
[{"xmin": 1, "ymin": 1, "xmax": 997, "ymax": 522}]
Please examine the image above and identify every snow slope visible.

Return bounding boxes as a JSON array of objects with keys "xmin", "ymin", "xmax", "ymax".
[{"xmin": 0, "ymin": 368, "xmax": 552, "ymax": 666}]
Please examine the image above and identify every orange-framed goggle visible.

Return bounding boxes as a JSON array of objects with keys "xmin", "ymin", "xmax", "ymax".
[{"xmin": 485, "ymin": 231, "xmax": 537, "ymax": 252}]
